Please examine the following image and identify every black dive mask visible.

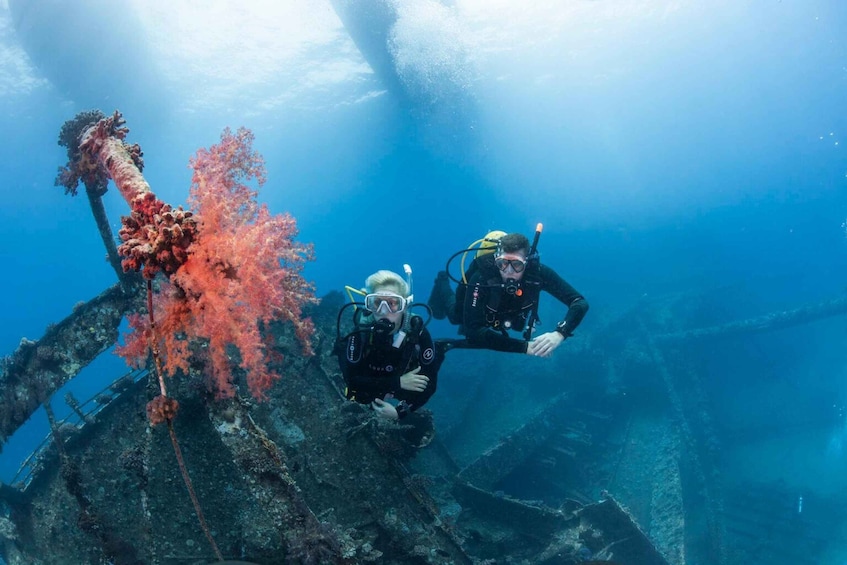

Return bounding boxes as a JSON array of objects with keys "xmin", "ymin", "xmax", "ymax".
[
  {"xmin": 373, "ymin": 318, "xmax": 396, "ymax": 337},
  {"xmin": 503, "ymin": 278, "xmax": 520, "ymax": 296}
]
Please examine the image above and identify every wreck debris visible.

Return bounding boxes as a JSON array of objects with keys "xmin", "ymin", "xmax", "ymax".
[
  {"xmin": 641, "ymin": 326, "xmax": 728, "ymax": 564},
  {"xmin": 458, "ymin": 392, "xmax": 571, "ymax": 490},
  {"xmin": 45, "ymin": 399, "xmax": 142, "ymax": 563},
  {"xmin": 206, "ymin": 395, "xmax": 351, "ymax": 564},
  {"xmin": 0, "ymin": 282, "xmax": 140, "ymax": 447},
  {"xmin": 655, "ymin": 294, "xmax": 847, "ymax": 342},
  {"xmin": 0, "ymin": 292, "xmax": 676, "ymax": 564}
]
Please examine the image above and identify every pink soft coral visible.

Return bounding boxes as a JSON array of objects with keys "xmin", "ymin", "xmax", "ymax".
[{"xmin": 119, "ymin": 127, "xmax": 316, "ymax": 399}]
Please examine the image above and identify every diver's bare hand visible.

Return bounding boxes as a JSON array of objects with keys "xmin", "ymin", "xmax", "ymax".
[
  {"xmin": 371, "ymin": 398, "xmax": 399, "ymax": 420},
  {"xmin": 400, "ymin": 366, "xmax": 429, "ymax": 392},
  {"xmin": 528, "ymin": 331, "xmax": 564, "ymax": 358}
]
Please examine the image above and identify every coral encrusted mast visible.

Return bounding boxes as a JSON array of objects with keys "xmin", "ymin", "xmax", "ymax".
[
  {"xmin": 56, "ymin": 109, "xmax": 319, "ymax": 559},
  {"xmin": 58, "ymin": 110, "xmax": 317, "ymax": 402}
]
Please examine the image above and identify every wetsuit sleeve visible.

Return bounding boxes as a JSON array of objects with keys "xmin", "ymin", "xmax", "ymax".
[
  {"xmin": 403, "ymin": 328, "xmax": 443, "ymax": 411},
  {"xmin": 462, "ymin": 273, "xmax": 528, "ymax": 354},
  {"xmin": 339, "ymin": 333, "xmax": 401, "ymax": 401},
  {"xmin": 540, "ymin": 264, "xmax": 589, "ymax": 335}
]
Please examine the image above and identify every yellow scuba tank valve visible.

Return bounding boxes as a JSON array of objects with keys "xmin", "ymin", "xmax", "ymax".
[{"xmin": 460, "ymin": 230, "xmax": 507, "ymax": 283}]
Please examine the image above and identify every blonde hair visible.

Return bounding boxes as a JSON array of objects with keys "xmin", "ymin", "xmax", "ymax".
[{"xmin": 365, "ymin": 270, "xmax": 409, "ymax": 297}]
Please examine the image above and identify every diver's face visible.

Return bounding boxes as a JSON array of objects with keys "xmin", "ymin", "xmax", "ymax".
[
  {"xmin": 495, "ymin": 251, "xmax": 528, "ymax": 282},
  {"xmin": 371, "ymin": 286, "xmax": 404, "ymax": 329}
]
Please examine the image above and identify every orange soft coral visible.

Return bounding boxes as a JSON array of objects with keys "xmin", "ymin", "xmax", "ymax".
[{"xmin": 115, "ymin": 126, "xmax": 316, "ymax": 399}]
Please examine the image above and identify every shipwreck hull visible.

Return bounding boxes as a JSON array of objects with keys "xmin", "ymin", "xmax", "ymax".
[{"xmin": 0, "ymin": 296, "xmax": 672, "ymax": 565}]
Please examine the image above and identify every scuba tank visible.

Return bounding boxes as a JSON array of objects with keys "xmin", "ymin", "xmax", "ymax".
[{"xmin": 443, "ymin": 230, "xmax": 506, "ymax": 286}]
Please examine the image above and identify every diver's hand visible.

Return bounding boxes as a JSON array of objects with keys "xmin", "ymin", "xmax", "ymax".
[
  {"xmin": 528, "ymin": 331, "xmax": 565, "ymax": 358},
  {"xmin": 371, "ymin": 398, "xmax": 399, "ymax": 420},
  {"xmin": 400, "ymin": 366, "xmax": 429, "ymax": 392}
]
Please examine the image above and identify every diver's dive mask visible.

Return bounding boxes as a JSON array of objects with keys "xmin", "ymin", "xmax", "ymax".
[
  {"xmin": 365, "ymin": 292, "xmax": 408, "ymax": 315},
  {"xmin": 494, "ymin": 257, "xmax": 527, "ymax": 273},
  {"xmin": 495, "ymin": 253, "xmax": 526, "ymax": 296}
]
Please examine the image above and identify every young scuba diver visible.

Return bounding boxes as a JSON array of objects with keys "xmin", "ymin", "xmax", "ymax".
[
  {"xmin": 337, "ymin": 269, "xmax": 443, "ymax": 421},
  {"xmin": 428, "ymin": 227, "xmax": 589, "ymax": 356}
]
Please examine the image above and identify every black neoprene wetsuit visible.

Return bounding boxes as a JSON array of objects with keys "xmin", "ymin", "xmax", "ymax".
[
  {"xmin": 461, "ymin": 259, "xmax": 589, "ymax": 353},
  {"xmin": 339, "ymin": 317, "xmax": 442, "ymax": 417}
]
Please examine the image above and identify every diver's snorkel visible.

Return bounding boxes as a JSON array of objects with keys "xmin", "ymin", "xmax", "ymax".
[
  {"xmin": 400, "ymin": 263, "xmax": 416, "ymax": 334},
  {"xmin": 400, "ymin": 263, "xmax": 434, "ymax": 331},
  {"xmin": 528, "ymin": 222, "xmax": 542, "ymax": 265},
  {"xmin": 403, "ymin": 263, "xmax": 414, "ymax": 303},
  {"xmin": 522, "ymin": 223, "xmax": 544, "ymax": 340}
]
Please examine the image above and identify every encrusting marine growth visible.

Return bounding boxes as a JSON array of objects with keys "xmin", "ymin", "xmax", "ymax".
[{"xmin": 58, "ymin": 109, "xmax": 318, "ymax": 560}]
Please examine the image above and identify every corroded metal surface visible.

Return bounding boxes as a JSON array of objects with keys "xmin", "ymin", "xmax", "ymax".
[
  {"xmin": 0, "ymin": 298, "xmax": 673, "ymax": 564},
  {"xmin": 458, "ymin": 393, "xmax": 571, "ymax": 490},
  {"xmin": 0, "ymin": 281, "xmax": 141, "ymax": 446},
  {"xmin": 654, "ymin": 294, "xmax": 847, "ymax": 342}
]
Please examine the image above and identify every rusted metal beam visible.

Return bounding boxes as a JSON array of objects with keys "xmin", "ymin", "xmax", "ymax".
[
  {"xmin": 655, "ymin": 295, "xmax": 847, "ymax": 342},
  {"xmin": 0, "ymin": 282, "xmax": 141, "ymax": 447},
  {"xmin": 458, "ymin": 393, "xmax": 571, "ymax": 490}
]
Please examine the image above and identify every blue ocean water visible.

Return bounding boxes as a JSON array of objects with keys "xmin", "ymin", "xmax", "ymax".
[{"xmin": 0, "ymin": 1, "xmax": 846, "ymax": 562}]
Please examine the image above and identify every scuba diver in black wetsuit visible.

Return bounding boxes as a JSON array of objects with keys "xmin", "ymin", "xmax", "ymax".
[
  {"xmin": 428, "ymin": 226, "xmax": 589, "ymax": 356},
  {"xmin": 336, "ymin": 269, "xmax": 443, "ymax": 424}
]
